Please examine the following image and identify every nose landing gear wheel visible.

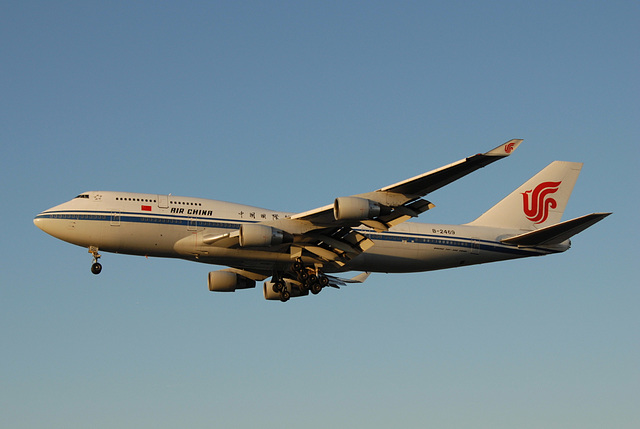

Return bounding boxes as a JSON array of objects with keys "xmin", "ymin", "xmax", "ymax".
[
  {"xmin": 91, "ymin": 262, "xmax": 102, "ymax": 275},
  {"xmin": 88, "ymin": 246, "xmax": 102, "ymax": 275}
]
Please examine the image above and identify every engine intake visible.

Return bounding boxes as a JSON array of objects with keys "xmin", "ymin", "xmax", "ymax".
[
  {"xmin": 333, "ymin": 197, "xmax": 390, "ymax": 221},
  {"xmin": 239, "ymin": 224, "xmax": 292, "ymax": 247},
  {"xmin": 208, "ymin": 270, "xmax": 256, "ymax": 292}
]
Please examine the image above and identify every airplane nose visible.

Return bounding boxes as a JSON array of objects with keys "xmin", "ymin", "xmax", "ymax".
[
  {"xmin": 34, "ymin": 213, "xmax": 49, "ymax": 232},
  {"xmin": 34, "ymin": 211, "xmax": 61, "ymax": 237}
]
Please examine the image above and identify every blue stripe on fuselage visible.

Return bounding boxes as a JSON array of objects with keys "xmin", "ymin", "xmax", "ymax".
[{"xmin": 36, "ymin": 210, "xmax": 551, "ymax": 257}]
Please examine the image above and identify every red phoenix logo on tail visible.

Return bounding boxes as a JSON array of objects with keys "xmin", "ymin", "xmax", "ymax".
[
  {"xmin": 522, "ymin": 181, "xmax": 562, "ymax": 224},
  {"xmin": 504, "ymin": 142, "xmax": 515, "ymax": 153}
]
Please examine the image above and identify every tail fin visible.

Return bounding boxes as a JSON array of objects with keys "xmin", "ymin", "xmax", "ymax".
[{"xmin": 468, "ymin": 161, "xmax": 583, "ymax": 230}]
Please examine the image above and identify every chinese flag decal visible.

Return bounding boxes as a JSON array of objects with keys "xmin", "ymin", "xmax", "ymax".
[{"xmin": 141, "ymin": 205, "xmax": 152, "ymax": 211}]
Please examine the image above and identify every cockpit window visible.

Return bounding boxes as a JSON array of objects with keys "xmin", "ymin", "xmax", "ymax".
[{"xmin": 75, "ymin": 194, "xmax": 89, "ymax": 199}]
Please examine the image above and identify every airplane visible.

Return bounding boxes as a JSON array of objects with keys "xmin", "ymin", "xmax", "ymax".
[{"xmin": 34, "ymin": 140, "xmax": 610, "ymax": 302}]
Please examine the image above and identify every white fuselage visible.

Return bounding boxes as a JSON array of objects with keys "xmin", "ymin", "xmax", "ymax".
[{"xmin": 34, "ymin": 191, "xmax": 565, "ymax": 274}]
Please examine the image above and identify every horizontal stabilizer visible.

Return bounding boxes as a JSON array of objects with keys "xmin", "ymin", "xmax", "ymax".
[
  {"xmin": 326, "ymin": 272, "xmax": 371, "ymax": 288},
  {"xmin": 344, "ymin": 272, "xmax": 371, "ymax": 283},
  {"xmin": 501, "ymin": 213, "xmax": 611, "ymax": 246}
]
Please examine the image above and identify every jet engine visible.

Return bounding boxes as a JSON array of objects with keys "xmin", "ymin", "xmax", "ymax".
[
  {"xmin": 333, "ymin": 197, "xmax": 390, "ymax": 221},
  {"xmin": 238, "ymin": 224, "xmax": 292, "ymax": 247},
  {"xmin": 208, "ymin": 270, "xmax": 256, "ymax": 292}
]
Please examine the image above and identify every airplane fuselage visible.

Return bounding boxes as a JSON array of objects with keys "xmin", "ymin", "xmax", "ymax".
[
  {"xmin": 33, "ymin": 141, "xmax": 610, "ymax": 302},
  {"xmin": 34, "ymin": 191, "xmax": 564, "ymax": 275}
]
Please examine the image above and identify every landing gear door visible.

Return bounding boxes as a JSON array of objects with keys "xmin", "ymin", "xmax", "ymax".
[{"xmin": 158, "ymin": 195, "xmax": 169, "ymax": 209}]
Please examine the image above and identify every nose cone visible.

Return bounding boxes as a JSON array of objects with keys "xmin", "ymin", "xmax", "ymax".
[
  {"xmin": 34, "ymin": 200, "xmax": 70, "ymax": 238},
  {"xmin": 34, "ymin": 198, "xmax": 75, "ymax": 238},
  {"xmin": 34, "ymin": 212, "xmax": 54, "ymax": 235},
  {"xmin": 34, "ymin": 209, "xmax": 77, "ymax": 245},
  {"xmin": 34, "ymin": 197, "xmax": 94, "ymax": 247}
]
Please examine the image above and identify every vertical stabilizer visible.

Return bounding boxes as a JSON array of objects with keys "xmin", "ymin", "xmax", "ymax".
[{"xmin": 468, "ymin": 161, "xmax": 583, "ymax": 230}]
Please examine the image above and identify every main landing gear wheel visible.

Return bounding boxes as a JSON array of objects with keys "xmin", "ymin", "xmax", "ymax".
[
  {"xmin": 88, "ymin": 246, "xmax": 102, "ymax": 275},
  {"xmin": 292, "ymin": 259, "xmax": 305, "ymax": 275},
  {"xmin": 298, "ymin": 282, "xmax": 309, "ymax": 294},
  {"xmin": 272, "ymin": 279, "xmax": 285, "ymax": 293},
  {"xmin": 290, "ymin": 258, "xmax": 329, "ymax": 297},
  {"xmin": 319, "ymin": 275, "xmax": 330, "ymax": 287},
  {"xmin": 310, "ymin": 282, "xmax": 322, "ymax": 295}
]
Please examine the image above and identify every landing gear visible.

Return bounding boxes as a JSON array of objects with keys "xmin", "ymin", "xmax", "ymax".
[
  {"xmin": 310, "ymin": 282, "xmax": 322, "ymax": 295},
  {"xmin": 269, "ymin": 276, "xmax": 290, "ymax": 301},
  {"xmin": 289, "ymin": 258, "xmax": 329, "ymax": 298},
  {"xmin": 291, "ymin": 258, "xmax": 304, "ymax": 274},
  {"xmin": 319, "ymin": 275, "xmax": 330, "ymax": 287},
  {"xmin": 272, "ymin": 279, "xmax": 285, "ymax": 293},
  {"xmin": 88, "ymin": 246, "xmax": 102, "ymax": 275},
  {"xmin": 268, "ymin": 259, "xmax": 331, "ymax": 302},
  {"xmin": 91, "ymin": 262, "xmax": 102, "ymax": 275}
]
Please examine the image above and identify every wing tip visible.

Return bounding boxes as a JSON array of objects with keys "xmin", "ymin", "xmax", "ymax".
[{"xmin": 485, "ymin": 139, "xmax": 523, "ymax": 157}]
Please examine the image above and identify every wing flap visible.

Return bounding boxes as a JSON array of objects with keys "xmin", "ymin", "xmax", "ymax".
[
  {"xmin": 298, "ymin": 228, "xmax": 374, "ymax": 267},
  {"xmin": 295, "ymin": 245, "xmax": 347, "ymax": 266}
]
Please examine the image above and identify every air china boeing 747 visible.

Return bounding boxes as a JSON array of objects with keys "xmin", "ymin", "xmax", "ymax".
[{"xmin": 34, "ymin": 140, "xmax": 610, "ymax": 302}]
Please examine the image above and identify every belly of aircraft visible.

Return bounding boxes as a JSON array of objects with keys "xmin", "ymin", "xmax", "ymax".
[{"xmin": 58, "ymin": 220, "xmax": 530, "ymax": 274}]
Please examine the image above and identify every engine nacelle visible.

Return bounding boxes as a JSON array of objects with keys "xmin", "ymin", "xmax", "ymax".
[
  {"xmin": 239, "ymin": 224, "xmax": 292, "ymax": 247},
  {"xmin": 208, "ymin": 270, "xmax": 256, "ymax": 292},
  {"xmin": 333, "ymin": 197, "xmax": 389, "ymax": 221}
]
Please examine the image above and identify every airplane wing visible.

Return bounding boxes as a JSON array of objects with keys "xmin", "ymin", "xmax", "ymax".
[
  {"xmin": 290, "ymin": 139, "xmax": 522, "ymax": 229},
  {"xmin": 205, "ymin": 139, "xmax": 522, "ymax": 268}
]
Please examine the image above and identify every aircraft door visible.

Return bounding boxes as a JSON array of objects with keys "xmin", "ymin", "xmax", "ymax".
[
  {"xmin": 471, "ymin": 240, "xmax": 480, "ymax": 255},
  {"xmin": 187, "ymin": 217, "xmax": 205, "ymax": 232},
  {"xmin": 158, "ymin": 195, "xmax": 169, "ymax": 209},
  {"xmin": 188, "ymin": 218, "xmax": 198, "ymax": 231},
  {"xmin": 110, "ymin": 211, "xmax": 121, "ymax": 226}
]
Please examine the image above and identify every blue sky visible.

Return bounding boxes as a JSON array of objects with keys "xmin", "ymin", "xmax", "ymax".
[{"xmin": 1, "ymin": 1, "xmax": 638, "ymax": 428}]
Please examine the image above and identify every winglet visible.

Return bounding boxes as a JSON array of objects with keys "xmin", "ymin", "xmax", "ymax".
[{"xmin": 484, "ymin": 139, "xmax": 523, "ymax": 157}]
